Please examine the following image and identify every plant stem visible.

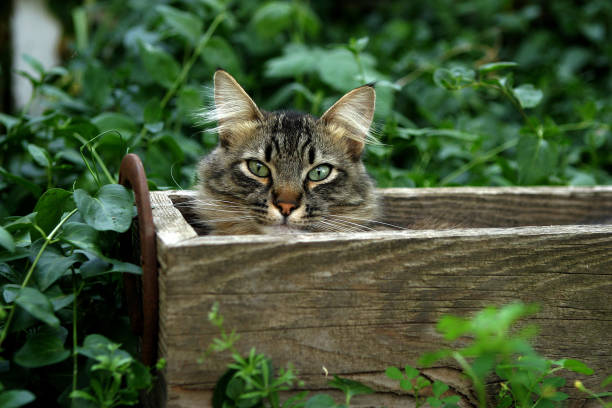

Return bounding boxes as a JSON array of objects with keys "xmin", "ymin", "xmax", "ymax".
[
  {"xmin": 160, "ymin": 13, "xmax": 226, "ymax": 110},
  {"xmin": 440, "ymin": 137, "xmax": 518, "ymax": 185},
  {"xmin": 0, "ymin": 208, "xmax": 78, "ymax": 348},
  {"xmin": 71, "ymin": 269, "xmax": 80, "ymax": 407},
  {"xmin": 453, "ymin": 352, "xmax": 487, "ymax": 408}
]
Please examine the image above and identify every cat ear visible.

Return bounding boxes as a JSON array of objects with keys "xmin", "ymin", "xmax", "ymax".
[
  {"xmin": 212, "ymin": 70, "xmax": 263, "ymax": 146},
  {"xmin": 319, "ymin": 85, "xmax": 376, "ymax": 157}
]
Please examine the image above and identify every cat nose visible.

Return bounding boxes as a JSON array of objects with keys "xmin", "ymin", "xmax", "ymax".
[
  {"xmin": 276, "ymin": 201, "xmax": 297, "ymax": 216},
  {"xmin": 273, "ymin": 189, "xmax": 301, "ymax": 216}
]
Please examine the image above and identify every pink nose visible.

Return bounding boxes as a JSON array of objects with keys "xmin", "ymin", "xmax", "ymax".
[{"xmin": 276, "ymin": 201, "xmax": 297, "ymax": 216}]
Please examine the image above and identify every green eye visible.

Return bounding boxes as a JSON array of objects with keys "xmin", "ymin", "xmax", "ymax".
[
  {"xmin": 247, "ymin": 160, "xmax": 270, "ymax": 177},
  {"xmin": 308, "ymin": 164, "xmax": 332, "ymax": 181}
]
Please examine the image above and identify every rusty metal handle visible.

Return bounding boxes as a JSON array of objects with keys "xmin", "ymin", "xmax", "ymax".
[{"xmin": 119, "ymin": 153, "xmax": 158, "ymax": 367}]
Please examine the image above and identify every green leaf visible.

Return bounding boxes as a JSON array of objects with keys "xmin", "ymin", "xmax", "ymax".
[
  {"xmin": 0, "ymin": 226, "xmax": 15, "ymax": 253},
  {"xmin": 15, "ymin": 287, "xmax": 59, "ymax": 326},
  {"xmin": 14, "ymin": 326, "xmax": 70, "ymax": 368},
  {"xmin": 33, "ymin": 245, "xmax": 79, "ymax": 291},
  {"xmin": 138, "ymin": 41, "xmax": 181, "ymax": 89},
  {"xmin": 399, "ymin": 378, "xmax": 413, "ymax": 391},
  {"xmin": 143, "ymin": 99, "xmax": 162, "ymax": 124},
  {"xmin": 252, "ymin": 2, "xmax": 293, "ymax": 38},
  {"xmin": 33, "ymin": 188, "xmax": 74, "ymax": 234},
  {"xmin": 265, "ymin": 44, "xmax": 321, "ymax": 78},
  {"xmin": 0, "ymin": 390, "xmax": 36, "ymax": 408},
  {"xmin": 225, "ymin": 376, "xmax": 246, "ymax": 400},
  {"xmin": 60, "ymin": 222, "xmax": 100, "ymax": 254},
  {"xmin": 437, "ymin": 315, "xmax": 470, "ymax": 340},
  {"xmin": 201, "ymin": 36, "xmax": 243, "ymax": 77},
  {"xmin": 516, "ymin": 135, "xmax": 558, "ymax": 185},
  {"xmin": 558, "ymin": 359, "xmax": 594, "ymax": 375},
  {"xmin": 404, "ymin": 365, "xmax": 420, "ymax": 379},
  {"xmin": 385, "ymin": 366, "xmax": 403, "ymax": 380},
  {"xmin": 433, "ymin": 67, "xmax": 475, "ymax": 90},
  {"xmin": 2, "ymin": 284, "xmax": 20, "ymax": 303},
  {"xmin": 0, "ymin": 167, "xmax": 42, "ymax": 197},
  {"xmin": 317, "ymin": 48, "xmax": 369, "ymax": 91},
  {"xmin": 0, "ymin": 113, "xmax": 20, "ymax": 131},
  {"xmin": 512, "ymin": 84, "xmax": 543, "ymax": 108},
  {"xmin": 73, "ymin": 184, "xmax": 133, "ymax": 232},
  {"xmin": 433, "ymin": 381, "xmax": 449, "ymax": 398},
  {"xmin": 349, "ymin": 37, "xmax": 369, "ymax": 53},
  {"xmin": 156, "ymin": 5, "xmax": 203, "ymax": 45},
  {"xmin": 91, "ymin": 112, "xmax": 137, "ymax": 138},
  {"xmin": 22, "ymin": 53, "xmax": 45, "ymax": 75},
  {"xmin": 602, "ymin": 375, "xmax": 612, "ymax": 387},
  {"xmin": 27, "ymin": 144, "xmax": 51, "ymax": 168},
  {"xmin": 328, "ymin": 375, "xmax": 373, "ymax": 400},
  {"xmin": 304, "ymin": 394, "xmax": 336, "ymax": 408},
  {"xmin": 427, "ymin": 396, "xmax": 443, "ymax": 407},
  {"xmin": 478, "ymin": 61, "xmax": 518, "ymax": 73}
]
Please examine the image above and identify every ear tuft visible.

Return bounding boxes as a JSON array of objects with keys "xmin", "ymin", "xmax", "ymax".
[
  {"xmin": 207, "ymin": 70, "xmax": 263, "ymax": 145},
  {"xmin": 319, "ymin": 85, "xmax": 376, "ymax": 157}
]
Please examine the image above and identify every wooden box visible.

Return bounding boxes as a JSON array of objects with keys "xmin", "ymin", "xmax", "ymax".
[{"xmin": 147, "ymin": 187, "xmax": 612, "ymax": 408}]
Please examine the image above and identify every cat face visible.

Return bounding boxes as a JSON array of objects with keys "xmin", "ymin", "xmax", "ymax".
[{"xmin": 195, "ymin": 70, "xmax": 378, "ymax": 234}]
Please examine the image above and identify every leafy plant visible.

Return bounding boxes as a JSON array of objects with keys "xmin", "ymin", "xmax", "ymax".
[
  {"xmin": 1, "ymin": 1, "xmax": 611, "ymax": 406},
  {"xmin": 417, "ymin": 303, "xmax": 606, "ymax": 408}
]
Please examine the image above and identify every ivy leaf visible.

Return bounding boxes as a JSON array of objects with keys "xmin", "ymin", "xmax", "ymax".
[
  {"xmin": 252, "ymin": 2, "xmax": 293, "ymax": 38},
  {"xmin": 0, "ymin": 389, "xmax": 36, "ymax": 408},
  {"xmin": 513, "ymin": 84, "xmax": 543, "ymax": 108},
  {"xmin": 91, "ymin": 112, "xmax": 137, "ymax": 138},
  {"xmin": 265, "ymin": 44, "xmax": 321, "ymax": 78},
  {"xmin": 516, "ymin": 135, "xmax": 558, "ymax": 185},
  {"xmin": 138, "ymin": 41, "xmax": 181, "ymax": 89},
  {"xmin": 15, "ymin": 287, "xmax": 59, "ymax": 327},
  {"xmin": 73, "ymin": 184, "xmax": 133, "ymax": 233},
  {"xmin": 156, "ymin": 5, "xmax": 203, "ymax": 46},
  {"xmin": 32, "ymin": 245, "xmax": 79, "ymax": 291},
  {"xmin": 0, "ymin": 226, "xmax": 15, "ymax": 253},
  {"xmin": 14, "ymin": 326, "xmax": 70, "ymax": 368},
  {"xmin": 33, "ymin": 188, "xmax": 74, "ymax": 235},
  {"xmin": 60, "ymin": 222, "xmax": 100, "ymax": 254}
]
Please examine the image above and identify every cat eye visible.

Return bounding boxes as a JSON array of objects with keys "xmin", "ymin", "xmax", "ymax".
[
  {"xmin": 307, "ymin": 164, "xmax": 332, "ymax": 181},
  {"xmin": 247, "ymin": 160, "xmax": 270, "ymax": 177}
]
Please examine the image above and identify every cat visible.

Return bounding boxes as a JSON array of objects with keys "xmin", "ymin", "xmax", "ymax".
[{"xmin": 194, "ymin": 69, "xmax": 379, "ymax": 235}]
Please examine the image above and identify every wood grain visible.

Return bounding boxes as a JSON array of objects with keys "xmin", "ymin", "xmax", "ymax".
[{"xmin": 147, "ymin": 188, "xmax": 612, "ymax": 408}]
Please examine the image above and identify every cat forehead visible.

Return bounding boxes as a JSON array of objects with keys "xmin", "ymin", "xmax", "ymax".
[{"xmin": 257, "ymin": 111, "xmax": 343, "ymax": 154}]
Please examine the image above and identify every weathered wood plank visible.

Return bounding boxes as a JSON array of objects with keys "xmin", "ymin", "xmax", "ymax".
[
  {"xmin": 155, "ymin": 224, "xmax": 612, "ymax": 407},
  {"xmin": 379, "ymin": 186, "xmax": 612, "ymax": 228},
  {"xmin": 149, "ymin": 188, "xmax": 612, "ymax": 407}
]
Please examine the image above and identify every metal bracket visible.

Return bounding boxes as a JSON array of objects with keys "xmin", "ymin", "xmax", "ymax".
[{"xmin": 119, "ymin": 153, "xmax": 158, "ymax": 367}]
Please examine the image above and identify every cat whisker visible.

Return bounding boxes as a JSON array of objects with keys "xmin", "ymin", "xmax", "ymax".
[
  {"xmin": 323, "ymin": 215, "xmax": 374, "ymax": 232},
  {"xmin": 192, "ymin": 216, "xmax": 256, "ymax": 224},
  {"xmin": 314, "ymin": 220, "xmax": 346, "ymax": 233},
  {"xmin": 193, "ymin": 207, "xmax": 251, "ymax": 214},
  {"xmin": 330, "ymin": 214, "xmax": 405, "ymax": 230},
  {"xmin": 319, "ymin": 218, "xmax": 364, "ymax": 233},
  {"xmin": 192, "ymin": 197, "xmax": 243, "ymax": 206}
]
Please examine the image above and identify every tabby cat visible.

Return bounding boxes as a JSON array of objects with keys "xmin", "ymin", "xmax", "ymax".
[{"xmin": 194, "ymin": 70, "xmax": 379, "ymax": 235}]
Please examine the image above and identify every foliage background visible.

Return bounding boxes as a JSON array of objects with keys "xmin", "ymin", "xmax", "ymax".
[{"xmin": 0, "ymin": 0, "xmax": 611, "ymax": 407}]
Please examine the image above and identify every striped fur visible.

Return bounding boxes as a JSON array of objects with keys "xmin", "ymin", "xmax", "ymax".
[{"xmin": 194, "ymin": 70, "xmax": 379, "ymax": 235}]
